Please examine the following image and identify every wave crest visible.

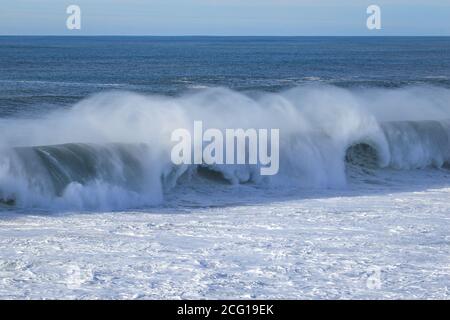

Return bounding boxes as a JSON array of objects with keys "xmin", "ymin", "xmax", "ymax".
[{"xmin": 1, "ymin": 85, "xmax": 450, "ymax": 209}]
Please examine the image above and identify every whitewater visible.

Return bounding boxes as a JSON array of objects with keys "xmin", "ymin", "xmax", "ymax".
[
  {"xmin": 1, "ymin": 84, "xmax": 450, "ymax": 299},
  {"xmin": 1, "ymin": 84, "xmax": 450, "ymax": 210}
]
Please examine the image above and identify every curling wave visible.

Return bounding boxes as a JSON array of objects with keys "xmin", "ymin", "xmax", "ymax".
[{"xmin": 1, "ymin": 85, "xmax": 450, "ymax": 209}]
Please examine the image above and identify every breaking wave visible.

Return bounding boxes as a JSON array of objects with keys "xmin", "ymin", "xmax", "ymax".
[{"xmin": 1, "ymin": 84, "xmax": 450, "ymax": 210}]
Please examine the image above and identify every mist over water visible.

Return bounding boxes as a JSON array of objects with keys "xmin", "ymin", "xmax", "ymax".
[{"xmin": 1, "ymin": 84, "xmax": 450, "ymax": 210}]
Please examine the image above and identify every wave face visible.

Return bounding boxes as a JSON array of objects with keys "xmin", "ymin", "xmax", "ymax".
[
  {"xmin": 0, "ymin": 143, "xmax": 168, "ymax": 210},
  {"xmin": 1, "ymin": 85, "xmax": 450, "ymax": 210}
]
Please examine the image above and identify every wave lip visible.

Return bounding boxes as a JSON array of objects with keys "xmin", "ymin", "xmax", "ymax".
[{"xmin": 347, "ymin": 120, "xmax": 450, "ymax": 169}]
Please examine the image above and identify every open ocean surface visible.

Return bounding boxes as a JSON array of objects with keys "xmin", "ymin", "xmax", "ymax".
[{"xmin": 1, "ymin": 36, "xmax": 450, "ymax": 117}]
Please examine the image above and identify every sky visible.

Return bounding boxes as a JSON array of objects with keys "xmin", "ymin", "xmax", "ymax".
[{"xmin": 0, "ymin": 0, "xmax": 449, "ymax": 36}]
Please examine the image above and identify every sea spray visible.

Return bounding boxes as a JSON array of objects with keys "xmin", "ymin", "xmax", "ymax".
[
  {"xmin": 0, "ymin": 85, "xmax": 450, "ymax": 209},
  {"xmin": 171, "ymin": 121, "xmax": 280, "ymax": 176}
]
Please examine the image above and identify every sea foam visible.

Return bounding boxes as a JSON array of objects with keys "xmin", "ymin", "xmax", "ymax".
[{"xmin": 1, "ymin": 84, "xmax": 450, "ymax": 209}]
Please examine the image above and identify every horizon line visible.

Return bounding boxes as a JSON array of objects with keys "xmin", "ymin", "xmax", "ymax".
[{"xmin": 1, "ymin": 34, "xmax": 449, "ymax": 37}]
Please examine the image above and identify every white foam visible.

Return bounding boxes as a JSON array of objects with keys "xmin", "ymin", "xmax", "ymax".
[{"xmin": 0, "ymin": 84, "xmax": 449, "ymax": 209}]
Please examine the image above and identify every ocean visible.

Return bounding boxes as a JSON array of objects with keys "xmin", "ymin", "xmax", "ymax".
[
  {"xmin": 1, "ymin": 36, "xmax": 450, "ymax": 117},
  {"xmin": 0, "ymin": 36, "xmax": 449, "ymax": 299}
]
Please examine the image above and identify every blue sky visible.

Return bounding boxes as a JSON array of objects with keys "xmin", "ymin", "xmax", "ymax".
[{"xmin": 0, "ymin": 0, "xmax": 449, "ymax": 36}]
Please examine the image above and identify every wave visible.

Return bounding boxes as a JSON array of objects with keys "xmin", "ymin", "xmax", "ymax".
[{"xmin": 1, "ymin": 84, "xmax": 450, "ymax": 210}]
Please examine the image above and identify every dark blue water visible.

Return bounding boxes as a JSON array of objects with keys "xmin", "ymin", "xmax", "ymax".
[{"xmin": 1, "ymin": 36, "xmax": 450, "ymax": 117}]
